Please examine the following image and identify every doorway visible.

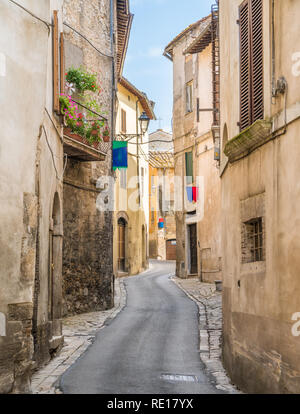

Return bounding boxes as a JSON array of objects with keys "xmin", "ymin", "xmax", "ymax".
[
  {"xmin": 118, "ymin": 218, "xmax": 127, "ymax": 272},
  {"xmin": 188, "ymin": 223, "xmax": 198, "ymax": 274},
  {"xmin": 48, "ymin": 192, "xmax": 62, "ymax": 323}
]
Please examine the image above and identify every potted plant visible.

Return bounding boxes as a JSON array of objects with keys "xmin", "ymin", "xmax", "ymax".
[{"xmin": 102, "ymin": 126, "xmax": 110, "ymax": 142}]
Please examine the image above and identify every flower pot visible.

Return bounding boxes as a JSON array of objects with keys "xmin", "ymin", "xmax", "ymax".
[
  {"xmin": 91, "ymin": 129, "xmax": 98, "ymax": 136},
  {"xmin": 103, "ymin": 135, "xmax": 110, "ymax": 142}
]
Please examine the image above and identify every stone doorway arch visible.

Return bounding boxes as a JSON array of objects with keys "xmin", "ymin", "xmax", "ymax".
[
  {"xmin": 118, "ymin": 217, "xmax": 128, "ymax": 272},
  {"xmin": 48, "ymin": 192, "xmax": 63, "ymax": 335}
]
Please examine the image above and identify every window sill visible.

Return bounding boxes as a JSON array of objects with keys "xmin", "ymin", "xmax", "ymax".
[
  {"xmin": 241, "ymin": 261, "xmax": 266, "ymax": 275},
  {"xmin": 224, "ymin": 119, "xmax": 272, "ymax": 163}
]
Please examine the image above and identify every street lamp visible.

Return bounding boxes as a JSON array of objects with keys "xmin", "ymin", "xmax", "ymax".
[{"xmin": 139, "ymin": 112, "xmax": 150, "ymax": 135}]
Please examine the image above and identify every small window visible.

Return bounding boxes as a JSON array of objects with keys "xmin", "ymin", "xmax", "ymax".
[
  {"xmin": 121, "ymin": 109, "xmax": 127, "ymax": 133},
  {"xmin": 151, "ymin": 208, "xmax": 155, "ymax": 224},
  {"xmin": 186, "ymin": 81, "xmax": 193, "ymax": 113},
  {"xmin": 242, "ymin": 217, "xmax": 264, "ymax": 263},
  {"xmin": 185, "ymin": 151, "xmax": 194, "ymax": 185},
  {"xmin": 151, "ymin": 175, "xmax": 156, "ymax": 194}
]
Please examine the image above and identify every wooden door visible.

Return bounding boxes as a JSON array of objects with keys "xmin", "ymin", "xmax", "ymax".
[
  {"xmin": 189, "ymin": 224, "xmax": 198, "ymax": 274},
  {"xmin": 118, "ymin": 220, "xmax": 126, "ymax": 271},
  {"xmin": 166, "ymin": 239, "xmax": 177, "ymax": 261}
]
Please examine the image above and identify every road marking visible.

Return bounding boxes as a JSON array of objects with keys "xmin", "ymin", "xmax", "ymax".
[{"xmin": 160, "ymin": 374, "xmax": 198, "ymax": 383}]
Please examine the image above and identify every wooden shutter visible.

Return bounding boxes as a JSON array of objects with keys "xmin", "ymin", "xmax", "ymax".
[
  {"xmin": 251, "ymin": 0, "xmax": 264, "ymax": 122},
  {"xmin": 239, "ymin": 0, "xmax": 263, "ymax": 131},
  {"xmin": 53, "ymin": 11, "xmax": 59, "ymax": 113},
  {"xmin": 239, "ymin": 0, "xmax": 251, "ymax": 131},
  {"xmin": 60, "ymin": 32, "xmax": 65, "ymax": 95}
]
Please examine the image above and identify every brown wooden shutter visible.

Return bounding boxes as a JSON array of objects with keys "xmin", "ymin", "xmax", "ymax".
[
  {"xmin": 239, "ymin": 0, "xmax": 251, "ymax": 131},
  {"xmin": 239, "ymin": 0, "xmax": 263, "ymax": 131},
  {"xmin": 60, "ymin": 32, "xmax": 65, "ymax": 96},
  {"xmin": 53, "ymin": 11, "xmax": 59, "ymax": 113},
  {"xmin": 251, "ymin": 0, "xmax": 264, "ymax": 123}
]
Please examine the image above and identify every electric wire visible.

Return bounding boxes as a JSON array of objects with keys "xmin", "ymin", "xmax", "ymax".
[
  {"xmin": 63, "ymin": 22, "xmax": 113, "ymax": 59},
  {"xmin": 7, "ymin": 0, "xmax": 52, "ymax": 33}
]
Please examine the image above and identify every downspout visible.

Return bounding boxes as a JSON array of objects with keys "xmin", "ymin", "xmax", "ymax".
[
  {"xmin": 271, "ymin": 0, "xmax": 276, "ymax": 98},
  {"xmin": 136, "ymin": 98, "xmax": 141, "ymax": 206},
  {"xmin": 110, "ymin": 0, "xmax": 115, "ymax": 298}
]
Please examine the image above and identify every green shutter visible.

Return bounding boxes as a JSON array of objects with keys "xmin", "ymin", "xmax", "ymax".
[{"xmin": 185, "ymin": 151, "xmax": 193, "ymax": 185}]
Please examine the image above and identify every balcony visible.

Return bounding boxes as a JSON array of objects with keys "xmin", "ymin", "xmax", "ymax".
[
  {"xmin": 63, "ymin": 127, "xmax": 109, "ymax": 162},
  {"xmin": 61, "ymin": 98, "xmax": 110, "ymax": 162}
]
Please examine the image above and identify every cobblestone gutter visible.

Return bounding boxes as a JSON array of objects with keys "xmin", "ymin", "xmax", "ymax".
[
  {"xmin": 171, "ymin": 277, "xmax": 241, "ymax": 394},
  {"xmin": 31, "ymin": 278, "xmax": 127, "ymax": 394}
]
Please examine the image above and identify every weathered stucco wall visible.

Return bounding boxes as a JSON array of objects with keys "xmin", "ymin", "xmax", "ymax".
[
  {"xmin": 0, "ymin": 0, "xmax": 64, "ymax": 392},
  {"xmin": 170, "ymin": 29, "xmax": 222, "ymax": 281},
  {"xmin": 220, "ymin": 0, "xmax": 300, "ymax": 393},
  {"xmin": 113, "ymin": 83, "xmax": 149, "ymax": 276}
]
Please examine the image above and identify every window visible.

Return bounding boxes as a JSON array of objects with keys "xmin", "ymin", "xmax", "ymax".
[
  {"xmin": 120, "ymin": 169, "xmax": 127, "ymax": 189},
  {"xmin": 242, "ymin": 217, "xmax": 264, "ymax": 263},
  {"xmin": 185, "ymin": 151, "xmax": 194, "ymax": 185},
  {"xmin": 158, "ymin": 185, "xmax": 163, "ymax": 213},
  {"xmin": 121, "ymin": 109, "xmax": 127, "ymax": 133},
  {"xmin": 186, "ymin": 81, "xmax": 193, "ymax": 113},
  {"xmin": 151, "ymin": 208, "xmax": 155, "ymax": 224},
  {"xmin": 239, "ymin": 0, "xmax": 264, "ymax": 131},
  {"xmin": 151, "ymin": 175, "xmax": 156, "ymax": 194}
]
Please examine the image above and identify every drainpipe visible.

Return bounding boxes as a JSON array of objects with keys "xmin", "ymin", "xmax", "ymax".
[
  {"xmin": 271, "ymin": 0, "xmax": 276, "ymax": 98},
  {"xmin": 136, "ymin": 98, "xmax": 141, "ymax": 206},
  {"xmin": 110, "ymin": 0, "xmax": 115, "ymax": 300}
]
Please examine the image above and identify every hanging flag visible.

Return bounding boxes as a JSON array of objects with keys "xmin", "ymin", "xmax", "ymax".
[
  {"xmin": 113, "ymin": 140, "xmax": 128, "ymax": 170},
  {"xmin": 192, "ymin": 187, "xmax": 199, "ymax": 203},
  {"xmin": 186, "ymin": 187, "xmax": 193, "ymax": 203}
]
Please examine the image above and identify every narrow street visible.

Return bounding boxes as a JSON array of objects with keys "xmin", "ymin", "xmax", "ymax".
[{"xmin": 60, "ymin": 261, "xmax": 224, "ymax": 394}]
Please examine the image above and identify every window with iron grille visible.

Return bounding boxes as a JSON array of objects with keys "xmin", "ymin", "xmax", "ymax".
[
  {"xmin": 239, "ymin": 0, "xmax": 264, "ymax": 131},
  {"xmin": 242, "ymin": 217, "xmax": 264, "ymax": 263}
]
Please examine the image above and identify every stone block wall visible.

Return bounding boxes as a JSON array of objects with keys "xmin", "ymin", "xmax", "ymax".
[{"xmin": 0, "ymin": 303, "xmax": 33, "ymax": 394}]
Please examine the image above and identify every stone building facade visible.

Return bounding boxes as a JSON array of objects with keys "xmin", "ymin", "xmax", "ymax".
[
  {"xmin": 148, "ymin": 130, "xmax": 176, "ymax": 261},
  {"xmin": 62, "ymin": 0, "xmax": 132, "ymax": 315},
  {"xmin": 113, "ymin": 78, "xmax": 155, "ymax": 277},
  {"xmin": 219, "ymin": 0, "xmax": 300, "ymax": 393},
  {"xmin": 164, "ymin": 17, "xmax": 222, "ymax": 282}
]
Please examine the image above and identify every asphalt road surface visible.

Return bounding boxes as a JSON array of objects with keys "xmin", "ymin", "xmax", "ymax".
[{"xmin": 60, "ymin": 260, "xmax": 223, "ymax": 394}]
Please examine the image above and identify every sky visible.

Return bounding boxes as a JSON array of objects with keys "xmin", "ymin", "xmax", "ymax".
[{"xmin": 123, "ymin": 0, "xmax": 215, "ymax": 134}]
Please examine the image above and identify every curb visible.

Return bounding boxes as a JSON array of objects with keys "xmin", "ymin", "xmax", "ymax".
[
  {"xmin": 171, "ymin": 277, "xmax": 241, "ymax": 394},
  {"xmin": 31, "ymin": 278, "xmax": 127, "ymax": 394}
]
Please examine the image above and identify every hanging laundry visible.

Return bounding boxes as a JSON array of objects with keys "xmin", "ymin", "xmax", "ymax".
[
  {"xmin": 113, "ymin": 141, "xmax": 128, "ymax": 170},
  {"xmin": 192, "ymin": 187, "xmax": 199, "ymax": 203},
  {"xmin": 186, "ymin": 187, "xmax": 193, "ymax": 203}
]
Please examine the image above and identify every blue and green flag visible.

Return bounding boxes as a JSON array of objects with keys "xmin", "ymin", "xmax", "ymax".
[{"xmin": 113, "ymin": 141, "xmax": 128, "ymax": 170}]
